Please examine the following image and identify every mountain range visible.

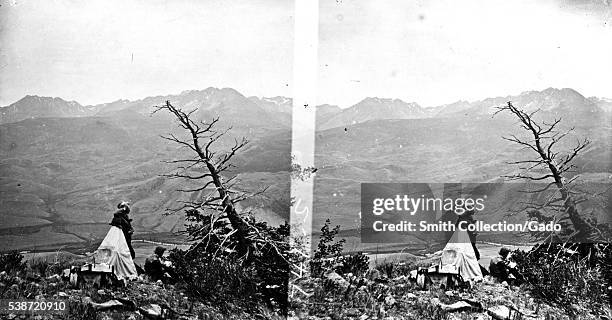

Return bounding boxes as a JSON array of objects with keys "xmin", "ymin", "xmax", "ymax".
[
  {"xmin": 317, "ymin": 97, "xmax": 426, "ymax": 130},
  {"xmin": 2, "ymin": 87, "xmax": 609, "ymax": 128},
  {"xmin": 0, "ymin": 95, "xmax": 96, "ymax": 124},
  {"xmin": 0, "ymin": 86, "xmax": 610, "ymax": 251}
]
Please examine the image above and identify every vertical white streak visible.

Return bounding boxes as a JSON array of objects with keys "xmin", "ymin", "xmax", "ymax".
[{"xmin": 290, "ymin": 0, "xmax": 318, "ymax": 273}]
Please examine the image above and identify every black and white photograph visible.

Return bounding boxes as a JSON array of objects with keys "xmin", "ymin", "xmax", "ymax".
[{"xmin": 0, "ymin": 0, "xmax": 611, "ymax": 319}]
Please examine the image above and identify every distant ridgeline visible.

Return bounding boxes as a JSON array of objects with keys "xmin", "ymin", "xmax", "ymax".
[{"xmin": 0, "ymin": 87, "xmax": 610, "ymax": 251}]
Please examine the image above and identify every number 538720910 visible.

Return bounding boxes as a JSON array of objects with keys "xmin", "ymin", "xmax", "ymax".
[{"xmin": 2, "ymin": 299, "xmax": 67, "ymax": 314}]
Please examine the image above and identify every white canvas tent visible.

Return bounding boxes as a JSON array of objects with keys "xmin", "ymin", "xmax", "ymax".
[
  {"xmin": 93, "ymin": 226, "xmax": 137, "ymax": 280},
  {"xmin": 438, "ymin": 227, "xmax": 483, "ymax": 282}
]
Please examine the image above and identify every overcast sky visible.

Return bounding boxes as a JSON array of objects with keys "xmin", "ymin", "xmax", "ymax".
[
  {"xmin": 1, "ymin": 0, "xmax": 610, "ymax": 108},
  {"xmin": 319, "ymin": 0, "xmax": 612, "ymax": 107},
  {"xmin": 0, "ymin": 0, "xmax": 293, "ymax": 106}
]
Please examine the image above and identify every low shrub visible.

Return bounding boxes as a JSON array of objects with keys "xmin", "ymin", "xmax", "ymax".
[
  {"xmin": 376, "ymin": 260, "xmax": 417, "ymax": 279},
  {"xmin": 63, "ymin": 298, "xmax": 98, "ymax": 320},
  {"xmin": 167, "ymin": 220, "xmax": 290, "ymax": 315},
  {"xmin": 336, "ymin": 252, "xmax": 370, "ymax": 277},
  {"xmin": 29, "ymin": 258, "xmax": 50, "ymax": 277},
  {"xmin": 168, "ymin": 249, "xmax": 256, "ymax": 304},
  {"xmin": 376, "ymin": 261, "xmax": 395, "ymax": 278},
  {"xmin": 310, "ymin": 219, "xmax": 345, "ymax": 278},
  {"xmin": 27, "ymin": 253, "xmax": 78, "ymax": 278},
  {"xmin": 513, "ymin": 243, "xmax": 611, "ymax": 316},
  {"xmin": 0, "ymin": 251, "xmax": 26, "ymax": 275}
]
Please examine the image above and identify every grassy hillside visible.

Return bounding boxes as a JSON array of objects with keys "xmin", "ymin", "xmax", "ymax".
[
  {"xmin": 312, "ymin": 115, "xmax": 611, "ymax": 248},
  {"xmin": 0, "ymin": 111, "xmax": 291, "ymax": 251},
  {"xmin": 1, "ymin": 87, "xmax": 610, "ymax": 253}
]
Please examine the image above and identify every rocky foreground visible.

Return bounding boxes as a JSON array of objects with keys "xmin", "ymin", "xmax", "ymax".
[
  {"xmin": 0, "ymin": 256, "xmax": 608, "ymax": 319},
  {"xmin": 289, "ymin": 271, "xmax": 608, "ymax": 320},
  {"xmin": 0, "ymin": 270, "xmax": 275, "ymax": 320}
]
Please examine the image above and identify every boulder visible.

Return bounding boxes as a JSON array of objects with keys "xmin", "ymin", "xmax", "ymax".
[
  {"xmin": 385, "ymin": 295, "xmax": 396, "ymax": 306},
  {"xmin": 439, "ymin": 299, "xmax": 483, "ymax": 313},
  {"xmin": 439, "ymin": 301, "xmax": 473, "ymax": 312},
  {"xmin": 83, "ymin": 297, "xmax": 133, "ymax": 312},
  {"xmin": 325, "ymin": 272, "xmax": 349, "ymax": 291},
  {"xmin": 92, "ymin": 300, "xmax": 126, "ymax": 311},
  {"xmin": 487, "ymin": 305, "xmax": 512, "ymax": 320},
  {"xmin": 140, "ymin": 304, "xmax": 162, "ymax": 318},
  {"xmin": 366, "ymin": 268, "xmax": 381, "ymax": 281},
  {"xmin": 46, "ymin": 274, "xmax": 61, "ymax": 282},
  {"xmin": 393, "ymin": 275, "xmax": 408, "ymax": 282},
  {"xmin": 344, "ymin": 308, "xmax": 361, "ymax": 317}
]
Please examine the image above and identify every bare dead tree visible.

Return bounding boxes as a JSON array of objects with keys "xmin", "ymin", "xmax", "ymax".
[
  {"xmin": 152, "ymin": 101, "xmax": 294, "ymax": 313},
  {"xmin": 152, "ymin": 100, "xmax": 270, "ymax": 261},
  {"xmin": 495, "ymin": 101, "xmax": 595, "ymax": 242}
]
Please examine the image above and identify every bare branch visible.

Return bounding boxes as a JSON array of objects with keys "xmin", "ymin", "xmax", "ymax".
[
  {"xmin": 152, "ymin": 100, "xmax": 282, "ymax": 262},
  {"xmin": 502, "ymin": 173, "xmax": 554, "ymax": 181},
  {"xmin": 495, "ymin": 101, "xmax": 595, "ymax": 241},
  {"xmin": 540, "ymin": 118, "xmax": 562, "ymax": 135}
]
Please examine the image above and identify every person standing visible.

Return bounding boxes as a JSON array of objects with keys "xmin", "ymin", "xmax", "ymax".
[
  {"xmin": 110, "ymin": 201, "xmax": 135, "ymax": 259},
  {"xmin": 456, "ymin": 210, "xmax": 480, "ymax": 260}
]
